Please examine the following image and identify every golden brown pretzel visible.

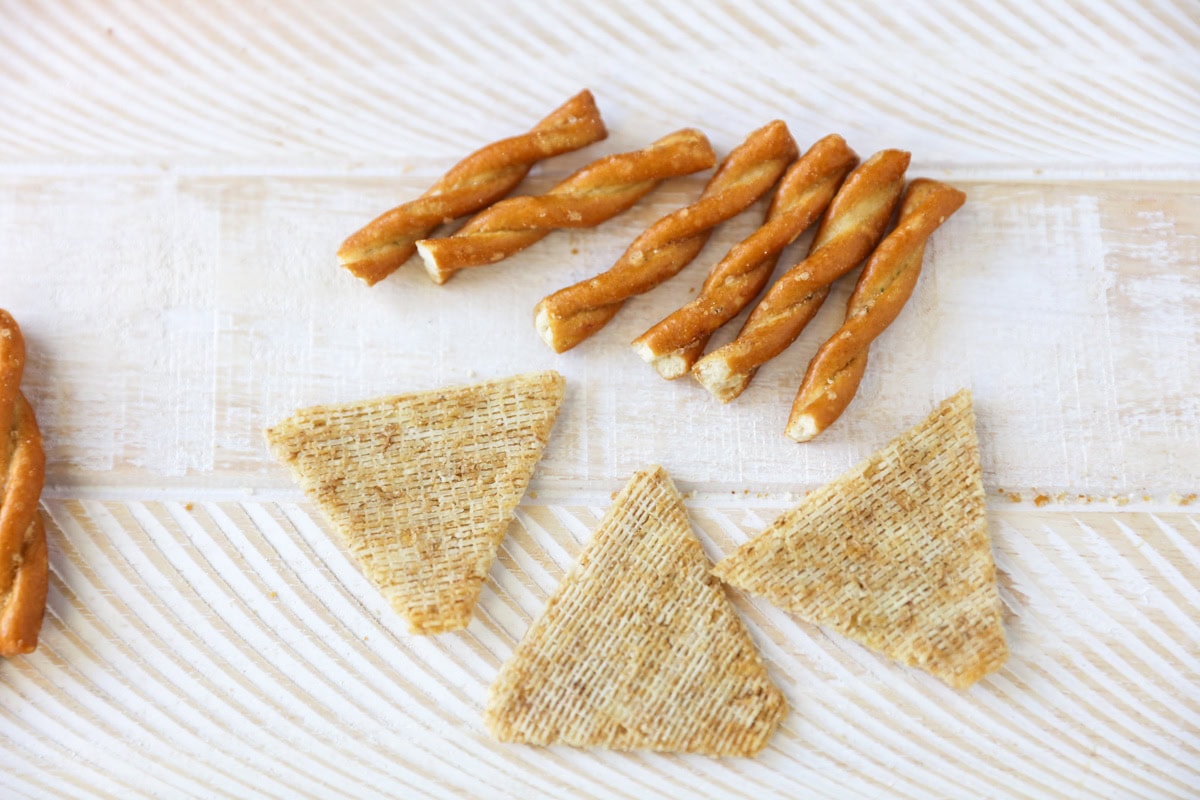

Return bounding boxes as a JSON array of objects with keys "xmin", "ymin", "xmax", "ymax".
[
  {"xmin": 415, "ymin": 129, "xmax": 717, "ymax": 284},
  {"xmin": 786, "ymin": 178, "xmax": 966, "ymax": 441},
  {"xmin": 631, "ymin": 134, "xmax": 858, "ymax": 378},
  {"xmin": 691, "ymin": 150, "xmax": 910, "ymax": 402},
  {"xmin": 338, "ymin": 90, "xmax": 607, "ymax": 286},
  {"xmin": 532, "ymin": 121, "xmax": 799, "ymax": 353},
  {"xmin": 0, "ymin": 310, "xmax": 47, "ymax": 657}
]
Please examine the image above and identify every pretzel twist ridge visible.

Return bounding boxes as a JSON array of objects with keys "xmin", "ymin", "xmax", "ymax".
[
  {"xmin": 786, "ymin": 179, "xmax": 966, "ymax": 441},
  {"xmin": 632, "ymin": 134, "xmax": 858, "ymax": 378},
  {"xmin": 416, "ymin": 129, "xmax": 717, "ymax": 284},
  {"xmin": 0, "ymin": 310, "xmax": 47, "ymax": 657},
  {"xmin": 338, "ymin": 90, "xmax": 607, "ymax": 286},
  {"xmin": 533, "ymin": 121, "xmax": 799, "ymax": 353},
  {"xmin": 691, "ymin": 150, "xmax": 910, "ymax": 402}
]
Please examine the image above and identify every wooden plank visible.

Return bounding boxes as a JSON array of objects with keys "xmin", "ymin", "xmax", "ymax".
[{"xmin": 3, "ymin": 175, "xmax": 1197, "ymax": 495}]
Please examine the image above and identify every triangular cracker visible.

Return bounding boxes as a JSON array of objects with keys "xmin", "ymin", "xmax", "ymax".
[
  {"xmin": 265, "ymin": 371, "xmax": 565, "ymax": 634},
  {"xmin": 485, "ymin": 466, "xmax": 786, "ymax": 756},
  {"xmin": 712, "ymin": 390, "xmax": 1008, "ymax": 688}
]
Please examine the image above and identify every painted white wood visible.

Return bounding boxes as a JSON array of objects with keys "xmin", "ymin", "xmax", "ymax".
[{"xmin": 0, "ymin": 1, "xmax": 1197, "ymax": 797}]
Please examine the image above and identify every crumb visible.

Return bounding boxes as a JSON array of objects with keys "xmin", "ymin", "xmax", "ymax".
[
  {"xmin": 1006, "ymin": 492, "xmax": 1022, "ymax": 503},
  {"xmin": 528, "ymin": 490, "xmax": 539, "ymax": 499},
  {"xmin": 610, "ymin": 491, "xmax": 618, "ymax": 500},
  {"xmin": 571, "ymin": 248, "xmax": 579, "ymax": 255},
  {"xmin": 268, "ymin": 591, "xmax": 277, "ymax": 599},
  {"xmin": 1033, "ymin": 494, "xmax": 1049, "ymax": 507},
  {"xmin": 1174, "ymin": 493, "xmax": 1197, "ymax": 507},
  {"xmin": 1113, "ymin": 495, "xmax": 1130, "ymax": 507},
  {"xmin": 184, "ymin": 502, "xmax": 194, "ymax": 512},
  {"xmin": 1142, "ymin": 495, "xmax": 1151, "ymax": 502}
]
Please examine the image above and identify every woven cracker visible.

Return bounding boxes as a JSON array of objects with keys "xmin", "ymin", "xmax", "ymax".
[
  {"xmin": 265, "ymin": 371, "xmax": 565, "ymax": 634},
  {"xmin": 485, "ymin": 466, "xmax": 786, "ymax": 756},
  {"xmin": 712, "ymin": 390, "xmax": 1008, "ymax": 689}
]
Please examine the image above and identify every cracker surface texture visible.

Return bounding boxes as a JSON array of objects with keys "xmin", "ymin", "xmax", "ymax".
[
  {"xmin": 265, "ymin": 371, "xmax": 565, "ymax": 634},
  {"xmin": 713, "ymin": 390, "xmax": 1008, "ymax": 688},
  {"xmin": 486, "ymin": 465, "xmax": 786, "ymax": 756}
]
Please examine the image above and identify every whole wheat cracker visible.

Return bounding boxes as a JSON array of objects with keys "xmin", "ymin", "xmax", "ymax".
[
  {"xmin": 265, "ymin": 371, "xmax": 565, "ymax": 634},
  {"xmin": 485, "ymin": 465, "xmax": 786, "ymax": 756},
  {"xmin": 712, "ymin": 390, "xmax": 1008, "ymax": 689}
]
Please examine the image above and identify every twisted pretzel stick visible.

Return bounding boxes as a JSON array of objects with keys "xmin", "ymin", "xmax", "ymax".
[
  {"xmin": 338, "ymin": 89, "xmax": 607, "ymax": 286},
  {"xmin": 416, "ymin": 129, "xmax": 717, "ymax": 284},
  {"xmin": 631, "ymin": 134, "xmax": 858, "ymax": 378},
  {"xmin": 533, "ymin": 121, "xmax": 799, "ymax": 353},
  {"xmin": 691, "ymin": 150, "xmax": 910, "ymax": 402},
  {"xmin": 0, "ymin": 310, "xmax": 47, "ymax": 657},
  {"xmin": 786, "ymin": 179, "xmax": 966, "ymax": 441}
]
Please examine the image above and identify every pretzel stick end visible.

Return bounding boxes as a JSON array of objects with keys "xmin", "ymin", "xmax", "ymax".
[
  {"xmin": 415, "ymin": 239, "xmax": 455, "ymax": 285},
  {"xmin": 533, "ymin": 303, "xmax": 562, "ymax": 353},
  {"xmin": 692, "ymin": 355, "xmax": 746, "ymax": 403}
]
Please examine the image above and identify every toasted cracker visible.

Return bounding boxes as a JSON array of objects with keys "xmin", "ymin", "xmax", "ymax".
[
  {"xmin": 265, "ymin": 371, "xmax": 565, "ymax": 634},
  {"xmin": 713, "ymin": 390, "xmax": 1008, "ymax": 688},
  {"xmin": 485, "ymin": 466, "xmax": 786, "ymax": 756}
]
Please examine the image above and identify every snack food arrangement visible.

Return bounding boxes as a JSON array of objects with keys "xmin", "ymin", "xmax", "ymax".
[
  {"xmin": 342, "ymin": 90, "xmax": 965, "ymax": 442},
  {"xmin": 6, "ymin": 89, "xmax": 1002, "ymax": 759}
]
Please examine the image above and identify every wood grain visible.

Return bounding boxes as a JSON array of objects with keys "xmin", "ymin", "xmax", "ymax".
[
  {"xmin": 0, "ymin": 498, "xmax": 1194, "ymax": 799},
  {"xmin": 1, "ymin": 1, "xmax": 1198, "ymax": 797}
]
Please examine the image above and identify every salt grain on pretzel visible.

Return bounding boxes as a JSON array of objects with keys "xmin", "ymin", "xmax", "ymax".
[
  {"xmin": 415, "ymin": 129, "xmax": 717, "ymax": 284},
  {"xmin": 533, "ymin": 121, "xmax": 798, "ymax": 353},
  {"xmin": 787, "ymin": 178, "xmax": 966, "ymax": 441},
  {"xmin": 632, "ymin": 134, "xmax": 858, "ymax": 378},
  {"xmin": 338, "ymin": 90, "xmax": 607, "ymax": 286},
  {"xmin": 692, "ymin": 150, "xmax": 910, "ymax": 402}
]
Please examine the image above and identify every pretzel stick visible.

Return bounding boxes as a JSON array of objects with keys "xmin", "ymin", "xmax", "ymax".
[
  {"xmin": 631, "ymin": 134, "xmax": 858, "ymax": 378},
  {"xmin": 0, "ymin": 310, "xmax": 47, "ymax": 657},
  {"xmin": 533, "ymin": 121, "xmax": 798, "ymax": 353},
  {"xmin": 786, "ymin": 179, "xmax": 966, "ymax": 441},
  {"xmin": 691, "ymin": 150, "xmax": 910, "ymax": 402},
  {"xmin": 416, "ymin": 129, "xmax": 717, "ymax": 284},
  {"xmin": 338, "ymin": 89, "xmax": 607, "ymax": 286}
]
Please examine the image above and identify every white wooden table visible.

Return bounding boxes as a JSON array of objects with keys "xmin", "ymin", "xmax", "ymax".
[{"xmin": 2, "ymin": 2, "xmax": 1198, "ymax": 797}]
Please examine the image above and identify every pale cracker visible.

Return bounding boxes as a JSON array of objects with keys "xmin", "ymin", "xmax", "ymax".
[
  {"xmin": 713, "ymin": 390, "xmax": 1008, "ymax": 688},
  {"xmin": 485, "ymin": 465, "xmax": 786, "ymax": 756},
  {"xmin": 265, "ymin": 371, "xmax": 565, "ymax": 634}
]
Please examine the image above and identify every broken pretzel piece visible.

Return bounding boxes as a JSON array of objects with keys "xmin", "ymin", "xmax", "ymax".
[
  {"xmin": 787, "ymin": 178, "xmax": 966, "ymax": 441},
  {"xmin": 692, "ymin": 149, "xmax": 910, "ymax": 402},
  {"xmin": 534, "ymin": 120, "xmax": 799, "ymax": 353},
  {"xmin": 338, "ymin": 89, "xmax": 607, "ymax": 286},
  {"xmin": 632, "ymin": 134, "xmax": 858, "ymax": 378},
  {"xmin": 416, "ymin": 129, "xmax": 717, "ymax": 284},
  {"xmin": 0, "ymin": 309, "xmax": 48, "ymax": 658}
]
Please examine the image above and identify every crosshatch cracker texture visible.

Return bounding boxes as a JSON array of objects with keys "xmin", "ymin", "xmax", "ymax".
[
  {"xmin": 485, "ymin": 465, "xmax": 786, "ymax": 756},
  {"xmin": 713, "ymin": 390, "xmax": 1008, "ymax": 689},
  {"xmin": 265, "ymin": 371, "xmax": 565, "ymax": 634}
]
